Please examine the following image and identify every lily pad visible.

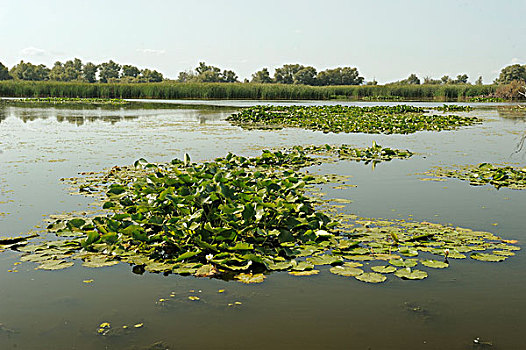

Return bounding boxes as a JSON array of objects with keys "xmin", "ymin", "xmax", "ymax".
[
  {"xmin": 288, "ymin": 270, "xmax": 319, "ymax": 276},
  {"xmin": 420, "ymin": 259, "xmax": 449, "ymax": 269},
  {"xmin": 307, "ymin": 254, "xmax": 343, "ymax": 266},
  {"xmin": 470, "ymin": 253, "xmax": 507, "ymax": 262},
  {"xmin": 394, "ymin": 268, "xmax": 428, "ymax": 280},
  {"xmin": 235, "ymin": 273, "xmax": 266, "ymax": 284},
  {"xmin": 371, "ymin": 265, "xmax": 397, "ymax": 273},
  {"xmin": 389, "ymin": 258, "xmax": 418, "ymax": 268},
  {"xmin": 355, "ymin": 272, "xmax": 387, "ymax": 283},
  {"xmin": 37, "ymin": 260, "xmax": 74, "ymax": 270},
  {"xmin": 329, "ymin": 265, "xmax": 364, "ymax": 277}
]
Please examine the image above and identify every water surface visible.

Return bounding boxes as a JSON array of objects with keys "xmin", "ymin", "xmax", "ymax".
[{"xmin": 0, "ymin": 101, "xmax": 525, "ymax": 349}]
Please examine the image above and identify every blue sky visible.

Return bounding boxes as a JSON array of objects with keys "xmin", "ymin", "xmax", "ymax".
[{"xmin": 1, "ymin": 0, "xmax": 525, "ymax": 83}]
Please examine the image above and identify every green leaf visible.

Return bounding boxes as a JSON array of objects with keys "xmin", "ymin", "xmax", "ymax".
[
  {"xmin": 394, "ymin": 268, "xmax": 428, "ymax": 280},
  {"xmin": 329, "ymin": 265, "xmax": 364, "ymax": 277},
  {"xmin": 470, "ymin": 253, "xmax": 507, "ymax": 262},
  {"xmin": 371, "ymin": 265, "xmax": 397, "ymax": 273},
  {"xmin": 354, "ymin": 272, "xmax": 387, "ymax": 283},
  {"xmin": 420, "ymin": 259, "xmax": 449, "ymax": 268}
]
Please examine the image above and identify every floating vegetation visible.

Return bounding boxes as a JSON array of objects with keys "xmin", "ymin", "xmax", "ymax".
[
  {"xmin": 361, "ymin": 95, "xmax": 403, "ymax": 101},
  {"xmin": 6, "ymin": 97, "xmax": 129, "ymax": 106},
  {"xmin": 468, "ymin": 97, "xmax": 505, "ymax": 103},
  {"xmin": 9, "ymin": 142, "xmax": 519, "ymax": 284},
  {"xmin": 226, "ymin": 105, "xmax": 481, "ymax": 134},
  {"xmin": 421, "ymin": 163, "xmax": 526, "ymax": 189},
  {"xmin": 433, "ymin": 104, "xmax": 473, "ymax": 112}
]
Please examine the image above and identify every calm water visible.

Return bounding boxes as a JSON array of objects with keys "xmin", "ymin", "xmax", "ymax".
[{"xmin": 0, "ymin": 101, "xmax": 525, "ymax": 349}]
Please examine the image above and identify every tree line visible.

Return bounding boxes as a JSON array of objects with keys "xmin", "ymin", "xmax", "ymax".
[
  {"xmin": 0, "ymin": 59, "xmax": 163, "ymax": 83},
  {"xmin": 0, "ymin": 59, "xmax": 525, "ymax": 87}
]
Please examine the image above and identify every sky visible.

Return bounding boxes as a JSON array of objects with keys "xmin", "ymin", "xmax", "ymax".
[{"xmin": 0, "ymin": 0, "xmax": 525, "ymax": 84}]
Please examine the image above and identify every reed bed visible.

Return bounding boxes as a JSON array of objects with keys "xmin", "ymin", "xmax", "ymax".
[{"xmin": 0, "ymin": 81, "xmax": 497, "ymax": 101}]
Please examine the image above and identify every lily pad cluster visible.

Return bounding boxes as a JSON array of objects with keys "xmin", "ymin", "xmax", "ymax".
[
  {"xmin": 6, "ymin": 97, "xmax": 129, "ymax": 106},
  {"xmin": 433, "ymin": 105, "xmax": 473, "ymax": 112},
  {"xmin": 15, "ymin": 144, "xmax": 412, "ymax": 278},
  {"xmin": 226, "ymin": 105, "xmax": 481, "ymax": 134},
  {"xmin": 421, "ymin": 163, "xmax": 526, "ymax": 189}
]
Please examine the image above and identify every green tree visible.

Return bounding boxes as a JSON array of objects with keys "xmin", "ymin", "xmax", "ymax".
[
  {"xmin": 293, "ymin": 66, "xmax": 317, "ymax": 85},
  {"xmin": 317, "ymin": 67, "xmax": 363, "ymax": 85},
  {"xmin": 49, "ymin": 61, "xmax": 66, "ymax": 81},
  {"xmin": 222, "ymin": 69, "xmax": 238, "ymax": 83},
  {"xmin": 441, "ymin": 75, "xmax": 452, "ymax": 84},
  {"xmin": 140, "ymin": 69, "xmax": 163, "ymax": 82},
  {"xmin": 122, "ymin": 64, "xmax": 141, "ymax": 78},
  {"xmin": 405, "ymin": 73, "xmax": 420, "ymax": 85},
  {"xmin": 177, "ymin": 70, "xmax": 196, "ymax": 82},
  {"xmin": 423, "ymin": 76, "xmax": 441, "ymax": 84},
  {"xmin": 98, "ymin": 60, "xmax": 121, "ymax": 83},
  {"xmin": 274, "ymin": 64, "xmax": 305, "ymax": 84},
  {"xmin": 63, "ymin": 58, "xmax": 83, "ymax": 81},
  {"xmin": 82, "ymin": 62, "xmax": 98, "ymax": 83},
  {"xmin": 454, "ymin": 74, "xmax": 469, "ymax": 84},
  {"xmin": 9, "ymin": 61, "xmax": 49, "ymax": 81},
  {"xmin": 0, "ymin": 62, "xmax": 11, "ymax": 80},
  {"xmin": 251, "ymin": 68, "xmax": 273, "ymax": 83},
  {"xmin": 495, "ymin": 64, "xmax": 526, "ymax": 84},
  {"xmin": 475, "ymin": 76, "xmax": 483, "ymax": 85},
  {"xmin": 340, "ymin": 67, "xmax": 364, "ymax": 85}
]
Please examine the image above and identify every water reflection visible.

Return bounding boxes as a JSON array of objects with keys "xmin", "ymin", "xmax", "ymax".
[
  {"xmin": 0, "ymin": 106, "xmax": 231, "ymax": 126},
  {"xmin": 497, "ymin": 105, "xmax": 526, "ymax": 121}
]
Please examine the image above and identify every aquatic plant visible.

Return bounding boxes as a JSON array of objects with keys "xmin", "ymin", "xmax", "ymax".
[
  {"xmin": 0, "ymin": 81, "xmax": 498, "ymax": 101},
  {"xmin": 421, "ymin": 163, "xmax": 526, "ymax": 189},
  {"xmin": 9, "ymin": 144, "xmax": 519, "ymax": 284},
  {"xmin": 227, "ymin": 105, "xmax": 481, "ymax": 134}
]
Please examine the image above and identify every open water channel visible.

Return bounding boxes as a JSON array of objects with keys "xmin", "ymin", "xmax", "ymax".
[{"xmin": 0, "ymin": 100, "xmax": 525, "ymax": 349}]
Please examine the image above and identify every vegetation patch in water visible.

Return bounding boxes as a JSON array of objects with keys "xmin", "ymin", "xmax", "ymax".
[
  {"xmin": 420, "ymin": 163, "xmax": 526, "ymax": 189},
  {"xmin": 5, "ymin": 97, "xmax": 130, "ymax": 106},
  {"xmin": 432, "ymin": 104, "xmax": 473, "ymax": 112},
  {"xmin": 9, "ymin": 144, "xmax": 519, "ymax": 283},
  {"xmin": 227, "ymin": 105, "xmax": 481, "ymax": 134}
]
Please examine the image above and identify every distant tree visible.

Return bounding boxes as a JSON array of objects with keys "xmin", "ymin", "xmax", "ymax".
[
  {"xmin": 222, "ymin": 69, "xmax": 238, "ymax": 83},
  {"xmin": 140, "ymin": 69, "xmax": 163, "ymax": 82},
  {"xmin": 49, "ymin": 61, "xmax": 66, "ymax": 81},
  {"xmin": 405, "ymin": 73, "xmax": 420, "ymax": 85},
  {"xmin": 251, "ymin": 68, "xmax": 273, "ymax": 83},
  {"xmin": 196, "ymin": 70, "xmax": 223, "ymax": 83},
  {"xmin": 0, "ymin": 62, "xmax": 11, "ymax": 80},
  {"xmin": 317, "ymin": 67, "xmax": 363, "ymax": 86},
  {"xmin": 274, "ymin": 64, "xmax": 305, "ymax": 84},
  {"xmin": 63, "ymin": 58, "xmax": 83, "ymax": 81},
  {"xmin": 454, "ymin": 74, "xmax": 469, "ymax": 84},
  {"xmin": 98, "ymin": 60, "xmax": 121, "ymax": 83},
  {"xmin": 365, "ymin": 79, "xmax": 378, "ymax": 85},
  {"xmin": 9, "ymin": 61, "xmax": 49, "ymax": 81},
  {"xmin": 122, "ymin": 65, "xmax": 141, "ymax": 78},
  {"xmin": 495, "ymin": 64, "xmax": 526, "ymax": 84},
  {"xmin": 441, "ymin": 75, "xmax": 452, "ymax": 84},
  {"xmin": 178, "ymin": 62, "xmax": 238, "ymax": 83},
  {"xmin": 475, "ymin": 76, "xmax": 483, "ymax": 85},
  {"xmin": 423, "ymin": 76, "xmax": 441, "ymax": 84},
  {"xmin": 340, "ymin": 67, "xmax": 363, "ymax": 85},
  {"xmin": 82, "ymin": 62, "xmax": 98, "ymax": 83},
  {"xmin": 293, "ymin": 66, "xmax": 317, "ymax": 85},
  {"xmin": 177, "ymin": 70, "xmax": 196, "ymax": 82}
]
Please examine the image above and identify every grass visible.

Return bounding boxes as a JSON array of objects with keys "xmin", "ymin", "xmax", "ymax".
[{"xmin": 0, "ymin": 81, "xmax": 498, "ymax": 101}]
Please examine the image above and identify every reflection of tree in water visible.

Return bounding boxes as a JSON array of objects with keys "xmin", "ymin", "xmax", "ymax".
[
  {"xmin": 5, "ymin": 106, "xmax": 231, "ymax": 126},
  {"xmin": 0, "ymin": 108, "xmax": 6, "ymax": 124}
]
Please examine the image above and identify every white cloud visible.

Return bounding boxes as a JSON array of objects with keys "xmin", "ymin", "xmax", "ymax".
[
  {"xmin": 20, "ymin": 47, "xmax": 46, "ymax": 56},
  {"xmin": 137, "ymin": 48, "xmax": 166, "ymax": 55}
]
